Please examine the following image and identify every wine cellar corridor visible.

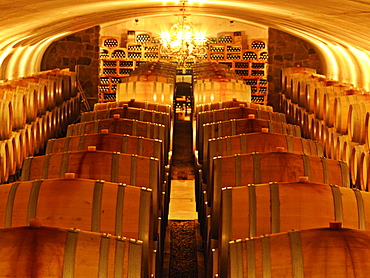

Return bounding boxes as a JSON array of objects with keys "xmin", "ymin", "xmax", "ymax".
[{"xmin": 3, "ymin": 0, "xmax": 370, "ymax": 277}]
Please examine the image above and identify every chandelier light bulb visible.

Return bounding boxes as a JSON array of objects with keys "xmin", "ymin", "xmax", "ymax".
[{"xmin": 159, "ymin": 0, "xmax": 208, "ymax": 68}]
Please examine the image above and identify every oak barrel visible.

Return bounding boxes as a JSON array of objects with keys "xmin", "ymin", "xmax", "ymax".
[
  {"xmin": 0, "ymin": 100, "xmax": 12, "ymax": 140},
  {"xmin": 210, "ymin": 151, "xmax": 350, "ymax": 240},
  {"xmin": 66, "ymin": 118, "xmax": 167, "ymax": 162},
  {"xmin": 334, "ymin": 94, "xmax": 370, "ymax": 134},
  {"xmin": 228, "ymin": 227, "xmax": 370, "ymax": 278},
  {"xmin": 20, "ymin": 150, "xmax": 161, "ymax": 234},
  {"xmin": 94, "ymin": 100, "xmax": 172, "ymax": 114},
  {"xmin": 0, "ymin": 141, "xmax": 10, "ymax": 184},
  {"xmin": 205, "ymin": 132, "xmax": 324, "ymax": 184},
  {"xmin": 0, "ymin": 91, "xmax": 26, "ymax": 129},
  {"xmin": 220, "ymin": 182, "xmax": 370, "ymax": 277},
  {"xmin": 201, "ymin": 118, "xmax": 301, "ymax": 164},
  {"xmin": 0, "ymin": 178, "xmax": 153, "ymax": 277},
  {"xmin": 0, "ymin": 225, "xmax": 144, "ymax": 277}
]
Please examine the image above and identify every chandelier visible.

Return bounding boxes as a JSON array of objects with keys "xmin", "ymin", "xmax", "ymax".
[{"xmin": 159, "ymin": 0, "xmax": 208, "ymax": 68}]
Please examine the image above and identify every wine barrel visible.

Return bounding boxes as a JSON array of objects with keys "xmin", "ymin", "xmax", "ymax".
[
  {"xmin": 46, "ymin": 133, "xmax": 163, "ymax": 163},
  {"xmin": 22, "ymin": 86, "xmax": 39, "ymax": 122},
  {"xmin": 335, "ymin": 134, "xmax": 351, "ymax": 165},
  {"xmin": 348, "ymin": 101, "xmax": 370, "ymax": 143},
  {"xmin": 349, "ymin": 144, "xmax": 368, "ymax": 188},
  {"xmin": 17, "ymin": 81, "xmax": 49, "ymax": 116},
  {"xmin": 195, "ymin": 100, "xmax": 273, "ymax": 115},
  {"xmin": 18, "ymin": 126, "xmax": 33, "ymax": 158},
  {"xmin": 281, "ymin": 67, "xmax": 316, "ymax": 93},
  {"xmin": 325, "ymin": 127, "xmax": 338, "ymax": 159},
  {"xmin": 228, "ymin": 227, "xmax": 370, "ymax": 278},
  {"xmin": 81, "ymin": 106, "xmax": 170, "ymax": 126},
  {"xmin": 284, "ymin": 72, "xmax": 301, "ymax": 100},
  {"xmin": 0, "ymin": 225, "xmax": 144, "ymax": 277},
  {"xmin": 3, "ymin": 82, "xmax": 39, "ymax": 122},
  {"xmin": 0, "ymin": 100, "xmax": 12, "ymax": 140},
  {"xmin": 201, "ymin": 118, "xmax": 301, "ymax": 165},
  {"xmin": 59, "ymin": 69, "xmax": 78, "ymax": 98},
  {"xmin": 210, "ymin": 151, "xmax": 350, "ymax": 240},
  {"xmin": 319, "ymin": 88, "xmax": 347, "ymax": 126},
  {"xmin": 197, "ymin": 106, "xmax": 286, "ymax": 154},
  {"xmin": 205, "ymin": 132, "xmax": 324, "ymax": 184},
  {"xmin": 0, "ymin": 141, "xmax": 10, "ymax": 184},
  {"xmin": 20, "ymin": 150, "xmax": 161, "ymax": 236},
  {"xmin": 297, "ymin": 75, "xmax": 322, "ymax": 108},
  {"xmin": 20, "ymin": 150, "xmax": 160, "ymax": 187},
  {"xmin": 301, "ymin": 112, "xmax": 315, "ymax": 139},
  {"xmin": 80, "ymin": 106, "xmax": 170, "ymax": 153},
  {"xmin": 193, "ymin": 79, "xmax": 251, "ymax": 106},
  {"xmin": 4, "ymin": 136, "xmax": 16, "ymax": 176},
  {"xmin": 0, "ymin": 91, "xmax": 26, "ymax": 129},
  {"xmin": 117, "ymin": 81, "xmax": 174, "ymax": 105},
  {"xmin": 94, "ymin": 100, "xmax": 172, "ymax": 114},
  {"xmin": 220, "ymin": 182, "xmax": 370, "ymax": 277},
  {"xmin": 0, "ymin": 178, "xmax": 153, "ymax": 277},
  {"xmin": 334, "ymin": 94, "xmax": 370, "ymax": 134},
  {"xmin": 32, "ymin": 74, "xmax": 64, "ymax": 106},
  {"xmin": 10, "ymin": 131, "xmax": 24, "ymax": 170},
  {"xmin": 66, "ymin": 119, "xmax": 167, "ymax": 160},
  {"xmin": 304, "ymin": 80, "xmax": 323, "ymax": 113},
  {"xmin": 24, "ymin": 121, "xmax": 42, "ymax": 156}
]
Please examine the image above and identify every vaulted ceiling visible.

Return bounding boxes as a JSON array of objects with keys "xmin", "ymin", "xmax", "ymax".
[{"xmin": 2, "ymin": 0, "xmax": 370, "ymax": 87}]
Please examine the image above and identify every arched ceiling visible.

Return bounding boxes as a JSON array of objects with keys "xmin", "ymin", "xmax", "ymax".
[{"xmin": 2, "ymin": 0, "xmax": 370, "ymax": 87}]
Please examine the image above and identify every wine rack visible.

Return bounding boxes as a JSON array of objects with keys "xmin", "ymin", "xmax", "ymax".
[
  {"xmin": 103, "ymin": 60, "xmax": 117, "ymax": 67},
  {"xmin": 227, "ymin": 53, "xmax": 241, "ymax": 60},
  {"xmin": 136, "ymin": 34, "xmax": 151, "ymax": 43},
  {"xmin": 100, "ymin": 77, "xmax": 110, "ymax": 86},
  {"xmin": 112, "ymin": 50, "xmax": 126, "ymax": 59},
  {"xmin": 99, "ymin": 33, "xmax": 269, "ymax": 104},
  {"xmin": 103, "ymin": 38, "xmax": 119, "ymax": 48},
  {"xmin": 102, "ymin": 68, "xmax": 117, "ymax": 75},
  {"xmin": 210, "ymin": 45, "xmax": 225, "ymax": 52},
  {"xmin": 259, "ymin": 51, "xmax": 268, "ymax": 61},
  {"xmin": 144, "ymin": 53, "xmax": 159, "ymax": 59},
  {"xmin": 100, "ymin": 49, "xmax": 109, "ymax": 58},
  {"xmin": 243, "ymin": 51, "xmax": 258, "ymax": 60},
  {"xmin": 235, "ymin": 70, "xmax": 249, "ymax": 76},
  {"xmin": 227, "ymin": 45, "xmax": 241, "ymax": 52},
  {"xmin": 120, "ymin": 61, "xmax": 134, "ymax": 67},
  {"xmin": 251, "ymin": 39, "xmax": 266, "ymax": 50},
  {"xmin": 244, "ymin": 79, "xmax": 258, "ymax": 85},
  {"xmin": 119, "ymin": 68, "xmax": 133, "ymax": 75},
  {"xmin": 210, "ymin": 53, "xmax": 225, "ymax": 60},
  {"xmin": 208, "ymin": 37, "xmax": 218, "ymax": 44},
  {"xmin": 128, "ymin": 53, "xmax": 142, "ymax": 59},
  {"xmin": 251, "ymin": 70, "xmax": 265, "ymax": 77},
  {"xmin": 218, "ymin": 35, "xmax": 233, "ymax": 44},
  {"xmin": 144, "ymin": 45, "xmax": 159, "ymax": 51},
  {"xmin": 251, "ymin": 63, "xmax": 265, "ymax": 69}
]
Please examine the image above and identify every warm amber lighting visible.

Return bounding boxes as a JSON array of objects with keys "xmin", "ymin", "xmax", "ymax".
[{"xmin": 160, "ymin": 0, "xmax": 208, "ymax": 67}]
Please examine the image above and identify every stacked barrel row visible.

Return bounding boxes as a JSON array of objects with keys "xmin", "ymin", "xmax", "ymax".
[
  {"xmin": 117, "ymin": 61, "xmax": 176, "ymax": 105},
  {"xmin": 280, "ymin": 67, "xmax": 370, "ymax": 191},
  {"xmin": 0, "ymin": 98, "xmax": 173, "ymax": 277},
  {"xmin": 192, "ymin": 62, "xmax": 252, "ymax": 106},
  {"xmin": 0, "ymin": 68, "xmax": 80, "ymax": 183},
  {"xmin": 192, "ymin": 91, "xmax": 370, "ymax": 277}
]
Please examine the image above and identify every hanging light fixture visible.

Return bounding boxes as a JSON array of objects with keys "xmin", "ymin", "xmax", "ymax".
[{"xmin": 160, "ymin": 0, "xmax": 208, "ymax": 68}]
